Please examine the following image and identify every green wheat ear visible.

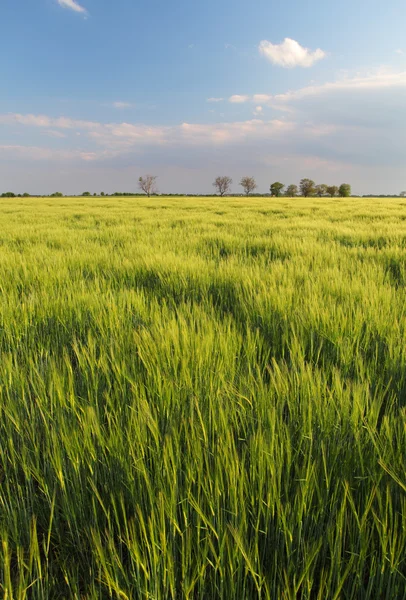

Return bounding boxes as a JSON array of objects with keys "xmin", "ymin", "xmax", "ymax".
[{"xmin": 0, "ymin": 195, "xmax": 404, "ymax": 598}]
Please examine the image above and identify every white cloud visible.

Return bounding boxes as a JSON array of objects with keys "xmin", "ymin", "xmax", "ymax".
[
  {"xmin": 179, "ymin": 119, "xmax": 295, "ymax": 145},
  {"xmin": 112, "ymin": 102, "xmax": 134, "ymax": 109},
  {"xmin": 80, "ymin": 152, "xmax": 98, "ymax": 161},
  {"xmin": 207, "ymin": 97, "xmax": 224, "ymax": 103},
  {"xmin": 259, "ymin": 38, "xmax": 326, "ymax": 68},
  {"xmin": 229, "ymin": 95, "xmax": 249, "ymax": 103},
  {"xmin": 0, "ymin": 113, "xmax": 100, "ymax": 130},
  {"xmin": 244, "ymin": 69, "xmax": 406, "ymax": 110},
  {"xmin": 253, "ymin": 106, "xmax": 263, "ymax": 116},
  {"xmin": 0, "ymin": 111, "xmax": 297, "ymax": 156},
  {"xmin": 57, "ymin": 0, "xmax": 87, "ymax": 14},
  {"xmin": 1, "ymin": 114, "xmax": 52, "ymax": 127},
  {"xmin": 396, "ymin": 49, "xmax": 404, "ymax": 55}
]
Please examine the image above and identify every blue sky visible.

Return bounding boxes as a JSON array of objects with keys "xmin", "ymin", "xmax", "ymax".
[{"xmin": 1, "ymin": 0, "xmax": 406, "ymax": 194}]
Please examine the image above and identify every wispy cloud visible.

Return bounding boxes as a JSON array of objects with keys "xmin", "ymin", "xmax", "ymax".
[
  {"xmin": 0, "ymin": 113, "xmax": 99, "ymax": 129},
  {"xmin": 207, "ymin": 97, "xmax": 224, "ymax": 103},
  {"xmin": 57, "ymin": 0, "xmax": 87, "ymax": 14},
  {"xmin": 229, "ymin": 94, "xmax": 249, "ymax": 103},
  {"xmin": 259, "ymin": 38, "xmax": 326, "ymax": 68},
  {"xmin": 179, "ymin": 119, "xmax": 295, "ymax": 145},
  {"xmin": 395, "ymin": 49, "xmax": 404, "ymax": 55},
  {"xmin": 231, "ymin": 69, "xmax": 406, "ymax": 111},
  {"xmin": 0, "ymin": 111, "xmax": 297, "ymax": 156}
]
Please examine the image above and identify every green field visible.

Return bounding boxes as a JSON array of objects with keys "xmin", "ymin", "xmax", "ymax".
[{"xmin": 0, "ymin": 196, "xmax": 405, "ymax": 599}]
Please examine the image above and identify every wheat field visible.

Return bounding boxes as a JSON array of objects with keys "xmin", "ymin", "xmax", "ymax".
[{"xmin": 0, "ymin": 195, "xmax": 405, "ymax": 598}]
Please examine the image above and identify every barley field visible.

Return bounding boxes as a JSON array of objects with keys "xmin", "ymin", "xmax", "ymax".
[{"xmin": 0, "ymin": 195, "xmax": 405, "ymax": 599}]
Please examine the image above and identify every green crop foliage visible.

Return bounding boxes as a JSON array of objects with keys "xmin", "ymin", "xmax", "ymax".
[{"xmin": 0, "ymin": 195, "xmax": 405, "ymax": 598}]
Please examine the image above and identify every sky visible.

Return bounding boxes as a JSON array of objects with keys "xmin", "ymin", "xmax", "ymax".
[{"xmin": 1, "ymin": 0, "xmax": 406, "ymax": 195}]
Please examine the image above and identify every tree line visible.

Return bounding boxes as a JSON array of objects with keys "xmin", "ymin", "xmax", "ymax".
[
  {"xmin": 3, "ymin": 178, "xmax": 406, "ymax": 198},
  {"xmin": 214, "ymin": 176, "xmax": 352, "ymax": 197},
  {"xmin": 137, "ymin": 176, "xmax": 352, "ymax": 198}
]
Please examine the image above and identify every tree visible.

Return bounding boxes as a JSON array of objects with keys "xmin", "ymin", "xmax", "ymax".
[
  {"xmin": 139, "ymin": 175, "xmax": 158, "ymax": 197},
  {"xmin": 240, "ymin": 176, "xmax": 257, "ymax": 196},
  {"xmin": 326, "ymin": 185, "xmax": 339, "ymax": 197},
  {"xmin": 315, "ymin": 184, "xmax": 328, "ymax": 197},
  {"xmin": 82, "ymin": 191, "xmax": 91, "ymax": 196},
  {"xmin": 1, "ymin": 192, "xmax": 15, "ymax": 197},
  {"xmin": 339, "ymin": 183, "xmax": 351, "ymax": 197},
  {"xmin": 22, "ymin": 193, "xmax": 30, "ymax": 197},
  {"xmin": 300, "ymin": 179, "xmax": 315, "ymax": 197},
  {"xmin": 50, "ymin": 192, "xmax": 63, "ymax": 197},
  {"xmin": 213, "ymin": 176, "xmax": 232, "ymax": 197},
  {"xmin": 400, "ymin": 191, "xmax": 406, "ymax": 197},
  {"xmin": 100, "ymin": 192, "xmax": 105, "ymax": 196},
  {"xmin": 270, "ymin": 182, "xmax": 284, "ymax": 197},
  {"xmin": 285, "ymin": 184, "xmax": 298, "ymax": 197}
]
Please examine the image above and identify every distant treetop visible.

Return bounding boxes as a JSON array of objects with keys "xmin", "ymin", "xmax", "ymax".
[
  {"xmin": 213, "ymin": 176, "xmax": 233, "ymax": 197},
  {"xmin": 240, "ymin": 176, "xmax": 257, "ymax": 196}
]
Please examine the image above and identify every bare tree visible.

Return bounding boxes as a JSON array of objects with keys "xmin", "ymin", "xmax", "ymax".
[
  {"xmin": 213, "ymin": 176, "xmax": 232, "ymax": 197},
  {"xmin": 138, "ymin": 175, "xmax": 158, "ymax": 197},
  {"xmin": 240, "ymin": 176, "xmax": 257, "ymax": 196}
]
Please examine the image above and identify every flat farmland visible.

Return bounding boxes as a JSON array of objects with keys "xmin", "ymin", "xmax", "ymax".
[{"xmin": 0, "ymin": 196, "xmax": 405, "ymax": 598}]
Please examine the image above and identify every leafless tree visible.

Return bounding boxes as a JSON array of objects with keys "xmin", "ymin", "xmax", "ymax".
[
  {"xmin": 240, "ymin": 176, "xmax": 257, "ymax": 196},
  {"xmin": 138, "ymin": 175, "xmax": 158, "ymax": 197},
  {"xmin": 213, "ymin": 176, "xmax": 232, "ymax": 197}
]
